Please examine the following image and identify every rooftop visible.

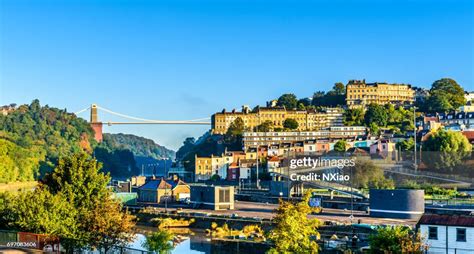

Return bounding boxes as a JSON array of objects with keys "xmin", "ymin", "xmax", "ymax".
[{"xmin": 418, "ymin": 214, "xmax": 474, "ymax": 227}]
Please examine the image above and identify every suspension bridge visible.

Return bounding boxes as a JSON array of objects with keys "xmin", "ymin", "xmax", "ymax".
[{"xmin": 74, "ymin": 104, "xmax": 211, "ymax": 142}]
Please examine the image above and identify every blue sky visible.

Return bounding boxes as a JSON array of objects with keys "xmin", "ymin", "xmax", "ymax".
[{"xmin": 1, "ymin": 0, "xmax": 473, "ymax": 150}]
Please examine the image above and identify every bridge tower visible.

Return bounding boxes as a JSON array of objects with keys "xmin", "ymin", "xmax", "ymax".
[{"xmin": 90, "ymin": 104, "xmax": 103, "ymax": 142}]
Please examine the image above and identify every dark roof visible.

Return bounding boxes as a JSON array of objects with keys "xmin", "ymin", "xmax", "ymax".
[
  {"xmin": 418, "ymin": 214, "xmax": 474, "ymax": 227},
  {"xmin": 139, "ymin": 178, "xmax": 186, "ymax": 190},
  {"xmin": 294, "ymin": 141, "xmax": 304, "ymax": 147}
]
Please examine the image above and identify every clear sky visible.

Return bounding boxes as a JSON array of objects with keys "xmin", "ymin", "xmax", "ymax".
[{"xmin": 1, "ymin": 0, "xmax": 473, "ymax": 150}]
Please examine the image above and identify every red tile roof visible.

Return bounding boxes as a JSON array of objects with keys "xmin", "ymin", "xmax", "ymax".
[
  {"xmin": 268, "ymin": 156, "xmax": 280, "ymax": 162},
  {"xmin": 462, "ymin": 131, "xmax": 474, "ymax": 142},
  {"xmin": 418, "ymin": 214, "xmax": 474, "ymax": 227}
]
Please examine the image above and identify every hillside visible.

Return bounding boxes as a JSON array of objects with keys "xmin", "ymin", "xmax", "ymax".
[
  {"xmin": 0, "ymin": 100, "xmax": 97, "ymax": 182},
  {"xmin": 0, "ymin": 100, "xmax": 174, "ymax": 182},
  {"xmin": 102, "ymin": 133, "xmax": 175, "ymax": 160}
]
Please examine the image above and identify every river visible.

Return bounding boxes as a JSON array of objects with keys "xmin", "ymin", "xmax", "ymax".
[{"xmin": 130, "ymin": 226, "xmax": 266, "ymax": 254}]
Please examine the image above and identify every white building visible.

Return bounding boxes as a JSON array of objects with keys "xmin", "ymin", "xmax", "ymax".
[
  {"xmin": 242, "ymin": 126, "xmax": 367, "ymax": 149},
  {"xmin": 418, "ymin": 214, "xmax": 474, "ymax": 254}
]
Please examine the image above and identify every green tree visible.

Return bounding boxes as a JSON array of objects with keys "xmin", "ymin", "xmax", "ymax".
[
  {"xmin": 348, "ymin": 159, "xmax": 394, "ymax": 189},
  {"xmin": 143, "ymin": 230, "xmax": 174, "ymax": 254},
  {"xmin": 396, "ymin": 138, "xmax": 415, "ymax": 151},
  {"xmin": 0, "ymin": 189, "xmax": 76, "ymax": 237},
  {"xmin": 43, "ymin": 153, "xmax": 135, "ymax": 251},
  {"xmin": 210, "ymin": 174, "xmax": 221, "ymax": 181},
  {"xmin": 255, "ymin": 120, "xmax": 274, "ymax": 132},
  {"xmin": 283, "ymin": 118, "xmax": 299, "ymax": 130},
  {"xmin": 268, "ymin": 191, "xmax": 321, "ymax": 254},
  {"xmin": 364, "ymin": 103, "xmax": 388, "ymax": 127},
  {"xmin": 334, "ymin": 140, "xmax": 347, "ymax": 152},
  {"xmin": 176, "ymin": 137, "xmax": 195, "ymax": 161},
  {"xmin": 225, "ymin": 117, "xmax": 245, "ymax": 147},
  {"xmin": 277, "ymin": 94, "xmax": 298, "ymax": 109},
  {"xmin": 369, "ymin": 226, "xmax": 428, "ymax": 254},
  {"xmin": 332, "ymin": 82, "xmax": 345, "ymax": 95},
  {"xmin": 422, "ymin": 130, "xmax": 472, "ymax": 171},
  {"xmin": 425, "ymin": 78, "xmax": 466, "ymax": 112},
  {"xmin": 343, "ymin": 108, "xmax": 365, "ymax": 126}
]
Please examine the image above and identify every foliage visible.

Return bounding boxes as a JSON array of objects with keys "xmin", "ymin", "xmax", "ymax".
[
  {"xmin": 422, "ymin": 78, "xmax": 466, "ymax": 112},
  {"xmin": 332, "ymin": 82, "xmax": 345, "ymax": 95},
  {"xmin": 283, "ymin": 118, "xmax": 299, "ymax": 130},
  {"xmin": 333, "ymin": 140, "xmax": 347, "ymax": 152},
  {"xmin": 0, "ymin": 138, "xmax": 42, "ymax": 183},
  {"xmin": 101, "ymin": 133, "xmax": 175, "ymax": 160},
  {"xmin": 348, "ymin": 159, "xmax": 394, "ymax": 189},
  {"xmin": 267, "ymin": 191, "xmax": 321, "ymax": 254},
  {"xmin": 277, "ymin": 94, "xmax": 298, "ymax": 109},
  {"xmin": 400, "ymin": 180, "xmax": 459, "ymax": 198},
  {"xmin": 0, "ymin": 100, "xmax": 96, "ymax": 181},
  {"xmin": 369, "ymin": 226, "xmax": 428, "ymax": 254},
  {"xmin": 255, "ymin": 120, "xmax": 274, "ymax": 132},
  {"xmin": 364, "ymin": 103, "xmax": 388, "ymax": 128},
  {"xmin": 343, "ymin": 108, "xmax": 365, "ymax": 126},
  {"xmin": 153, "ymin": 217, "xmax": 195, "ymax": 229},
  {"xmin": 175, "ymin": 137, "xmax": 196, "ymax": 161},
  {"xmin": 94, "ymin": 141, "xmax": 139, "ymax": 178},
  {"xmin": 0, "ymin": 189, "xmax": 76, "ymax": 237},
  {"xmin": 0, "ymin": 153, "xmax": 135, "ymax": 252},
  {"xmin": 43, "ymin": 153, "xmax": 135, "ymax": 251},
  {"xmin": 311, "ymin": 83, "xmax": 346, "ymax": 107},
  {"xmin": 142, "ymin": 230, "xmax": 174, "ymax": 254},
  {"xmin": 422, "ymin": 130, "xmax": 472, "ymax": 171},
  {"xmin": 210, "ymin": 174, "xmax": 221, "ymax": 181},
  {"xmin": 207, "ymin": 223, "xmax": 266, "ymax": 242},
  {"xmin": 225, "ymin": 117, "xmax": 245, "ymax": 141},
  {"xmin": 396, "ymin": 138, "xmax": 415, "ymax": 151}
]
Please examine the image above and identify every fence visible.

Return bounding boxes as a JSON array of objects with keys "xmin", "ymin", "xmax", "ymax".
[
  {"xmin": 425, "ymin": 246, "xmax": 474, "ymax": 254},
  {"xmin": 0, "ymin": 230, "xmax": 153, "ymax": 254}
]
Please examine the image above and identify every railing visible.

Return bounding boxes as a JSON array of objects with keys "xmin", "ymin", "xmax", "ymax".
[
  {"xmin": 425, "ymin": 246, "xmax": 474, "ymax": 253},
  {"xmin": 0, "ymin": 230, "xmax": 153, "ymax": 254}
]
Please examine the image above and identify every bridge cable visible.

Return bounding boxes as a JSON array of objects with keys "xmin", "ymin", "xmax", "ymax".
[
  {"xmin": 74, "ymin": 106, "xmax": 91, "ymax": 115},
  {"xmin": 96, "ymin": 105, "xmax": 210, "ymax": 123}
]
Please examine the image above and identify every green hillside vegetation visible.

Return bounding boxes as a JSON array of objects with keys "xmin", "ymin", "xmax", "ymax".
[
  {"xmin": 102, "ymin": 133, "xmax": 175, "ymax": 160},
  {"xmin": 0, "ymin": 100, "xmax": 96, "ymax": 182},
  {"xmin": 0, "ymin": 100, "xmax": 173, "ymax": 182}
]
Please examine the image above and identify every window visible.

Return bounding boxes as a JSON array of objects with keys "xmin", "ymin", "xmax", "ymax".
[
  {"xmin": 456, "ymin": 228, "xmax": 466, "ymax": 242},
  {"xmin": 428, "ymin": 226, "xmax": 438, "ymax": 240},
  {"xmin": 219, "ymin": 189, "xmax": 230, "ymax": 203}
]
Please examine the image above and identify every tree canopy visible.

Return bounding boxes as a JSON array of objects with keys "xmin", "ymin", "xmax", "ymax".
[
  {"xmin": 277, "ymin": 94, "xmax": 298, "ymax": 109},
  {"xmin": 422, "ymin": 130, "xmax": 472, "ymax": 171},
  {"xmin": 364, "ymin": 103, "xmax": 389, "ymax": 128},
  {"xmin": 283, "ymin": 118, "xmax": 299, "ymax": 130},
  {"xmin": 1, "ymin": 153, "xmax": 135, "ymax": 252},
  {"xmin": 268, "ymin": 191, "xmax": 321, "ymax": 254},
  {"xmin": 343, "ymin": 108, "xmax": 365, "ymax": 126},
  {"xmin": 333, "ymin": 140, "xmax": 347, "ymax": 152},
  {"xmin": 369, "ymin": 226, "xmax": 428, "ymax": 254},
  {"xmin": 423, "ymin": 78, "xmax": 466, "ymax": 112},
  {"xmin": 347, "ymin": 159, "xmax": 394, "ymax": 189}
]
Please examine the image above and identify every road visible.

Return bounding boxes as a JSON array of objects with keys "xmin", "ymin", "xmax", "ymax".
[{"xmin": 140, "ymin": 201, "xmax": 418, "ymax": 226}]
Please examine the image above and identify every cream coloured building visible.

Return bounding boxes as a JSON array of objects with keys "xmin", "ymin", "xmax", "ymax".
[
  {"xmin": 211, "ymin": 106, "xmax": 343, "ymax": 134},
  {"xmin": 346, "ymin": 79, "xmax": 415, "ymax": 108}
]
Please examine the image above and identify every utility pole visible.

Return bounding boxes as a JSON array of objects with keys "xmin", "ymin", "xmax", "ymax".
[
  {"xmin": 287, "ymin": 147, "xmax": 290, "ymax": 201},
  {"xmin": 413, "ymin": 106, "xmax": 417, "ymax": 172},
  {"xmin": 350, "ymin": 165, "xmax": 354, "ymax": 225},
  {"xmin": 256, "ymin": 115, "xmax": 260, "ymax": 189}
]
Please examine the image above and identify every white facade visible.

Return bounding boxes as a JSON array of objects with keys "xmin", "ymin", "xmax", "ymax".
[{"xmin": 420, "ymin": 224, "xmax": 474, "ymax": 254}]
